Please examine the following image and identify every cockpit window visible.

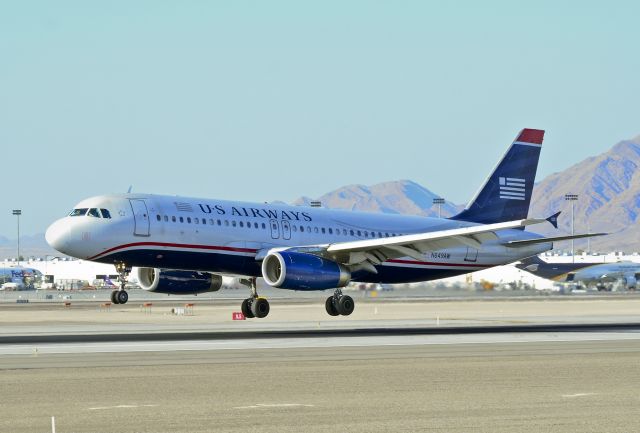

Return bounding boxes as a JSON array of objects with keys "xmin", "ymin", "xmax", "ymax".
[
  {"xmin": 100, "ymin": 209, "xmax": 112, "ymax": 219},
  {"xmin": 87, "ymin": 208, "xmax": 101, "ymax": 218},
  {"xmin": 69, "ymin": 208, "xmax": 88, "ymax": 217}
]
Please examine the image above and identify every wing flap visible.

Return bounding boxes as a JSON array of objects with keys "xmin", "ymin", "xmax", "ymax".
[{"xmin": 503, "ymin": 232, "xmax": 607, "ymax": 248}]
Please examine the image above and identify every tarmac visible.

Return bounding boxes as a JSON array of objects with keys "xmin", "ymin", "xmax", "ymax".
[{"xmin": 2, "ymin": 293, "xmax": 640, "ymax": 432}]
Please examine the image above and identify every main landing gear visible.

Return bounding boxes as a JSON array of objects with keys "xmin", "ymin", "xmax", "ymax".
[
  {"xmin": 240, "ymin": 277, "xmax": 270, "ymax": 319},
  {"xmin": 325, "ymin": 288, "xmax": 355, "ymax": 317},
  {"xmin": 111, "ymin": 262, "xmax": 131, "ymax": 305}
]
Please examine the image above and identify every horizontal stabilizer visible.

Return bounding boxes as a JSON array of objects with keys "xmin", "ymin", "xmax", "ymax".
[{"xmin": 504, "ymin": 232, "xmax": 607, "ymax": 248}]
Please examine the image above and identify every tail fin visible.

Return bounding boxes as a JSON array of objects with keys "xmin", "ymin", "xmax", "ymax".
[{"xmin": 453, "ymin": 128, "xmax": 544, "ymax": 224}]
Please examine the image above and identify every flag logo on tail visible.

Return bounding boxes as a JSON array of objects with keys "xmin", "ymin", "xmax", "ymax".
[{"xmin": 499, "ymin": 177, "xmax": 525, "ymax": 200}]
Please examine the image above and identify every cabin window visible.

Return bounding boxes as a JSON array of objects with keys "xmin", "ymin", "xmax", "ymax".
[
  {"xmin": 156, "ymin": 215, "xmax": 161, "ymax": 221},
  {"xmin": 321, "ymin": 228, "xmax": 326, "ymax": 234},
  {"xmin": 314, "ymin": 227, "xmax": 319, "ymax": 234},
  {"xmin": 364, "ymin": 231, "xmax": 368, "ymax": 237},
  {"xmin": 292, "ymin": 225, "xmax": 297, "ymax": 232},
  {"xmin": 187, "ymin": 217, "xmax": 192, "ymax": 224},
  {"xmin": 254, "ymin": 222, "xmax": 259, "ymax": 228},
  {"xmin": 350, "ymin": 230, "xmax": 354, "ymax": 236},
  {"xmin": 239, "ymin": 221, "xmax": 244, "ymax": 227},
  {"xmin": 328, "ymin": 228, "xmax": 333, "ymax": 234},
  {"xmin": 179, "ymin": 217, "xmax": 184, "ymax": 223},
  {"xmin": 164, "ymin": 215, "xmax": 168, "ymax": 222},
  {"xmin": 232, "ymin": 221, "xmax": 237, "ymax": 227},
  {"xmin": 172, "ymin": 216, "xmax": 176, "ymax": 222},
  {"xmin": 300, "ymin": 226, "xmax": 304, "ymax": 233},
  {"xmin": 261, "ymin": 223, "xmax": 266, "ymax": 229}
]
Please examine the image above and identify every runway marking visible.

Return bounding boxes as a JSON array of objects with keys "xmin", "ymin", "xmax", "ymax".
[
  {"xmin": 233, "ymin": 403, "xmax": 315, "ymax": 410},
  {"xmin": 88, "ymin": 404, "xmax": 158, "ymax": 410},
  {"xmin": 562, "ymin": 393, "xmax": 597, "ymax": 398}
]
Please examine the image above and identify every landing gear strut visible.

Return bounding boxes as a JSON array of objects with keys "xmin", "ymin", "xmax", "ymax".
[
  {"xmin": 111, "ymin": 262, "xmax": 131, "ymax": 305},
  {"xmin": 240, "ymin": 277, "xmax": 270, "ymax": 319},
  {"xmin": 325, "ymin": 288, "xmax": 354, "ymax": 317}
]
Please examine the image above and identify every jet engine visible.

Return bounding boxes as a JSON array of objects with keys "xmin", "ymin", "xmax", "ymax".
[
  {"xmin": 135, "ymin": 268, "xmax": 223, "ymax": 294},
  {"xmin": 261, "ymin": 251, "xmax": 351, "ymax": 290}
]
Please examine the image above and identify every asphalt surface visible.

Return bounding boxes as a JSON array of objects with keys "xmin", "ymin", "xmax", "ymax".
[
  {"xmin": 2, "ymin": 339, "xmax": 640, "ymax": 433},
  {"xmin": 2, "ymin": 297, "xmax": 640, "ymax": 432}
]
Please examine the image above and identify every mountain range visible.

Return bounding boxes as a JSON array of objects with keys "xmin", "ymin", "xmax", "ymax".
[{"xmin": 3, "ymin": 132, "xmax": 640, "ymax": 258}]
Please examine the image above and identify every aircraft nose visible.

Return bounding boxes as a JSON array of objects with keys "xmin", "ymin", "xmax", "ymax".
[{"xmin": 45, "ymin": 219, "xmax": 70, "ymax": 253}]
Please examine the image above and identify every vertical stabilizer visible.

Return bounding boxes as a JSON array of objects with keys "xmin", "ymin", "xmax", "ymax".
[{"xmin": 453, "ymin": 128, "xmax": 544, "ymax": 224}]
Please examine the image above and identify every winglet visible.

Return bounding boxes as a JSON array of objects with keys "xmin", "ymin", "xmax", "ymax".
[{"xmin": 546, "ymin": 211, "xmax": 561, "ymax": 229}]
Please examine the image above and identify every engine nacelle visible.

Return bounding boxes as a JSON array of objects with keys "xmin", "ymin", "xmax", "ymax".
[
  {"xmin": 135, "ymin": 268, "xmax": 223, "ymax": 294},
  {"xmin": 261, "ymin": 251, "xmax": 351, "ymax": 290}
]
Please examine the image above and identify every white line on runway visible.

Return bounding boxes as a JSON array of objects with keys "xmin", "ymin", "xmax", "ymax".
[
  {"xmin": 233, "ymin": 403, "xmax": 315, "ymax": 409},
  {"xmin": 2, "ymin": 332, "xmax": 640, "ymax": 355},
  {"xmin": 88, "ymin": 404, "xmax": 158, "ymax": 410},
  {"xmin": 562, "ymin": 393, "xmax": 598, "ymax": 398}
]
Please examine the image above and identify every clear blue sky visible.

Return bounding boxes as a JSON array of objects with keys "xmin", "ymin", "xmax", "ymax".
[{"xmin": 1, "ymin": 1, "xmax": 639, "ymax": 236}]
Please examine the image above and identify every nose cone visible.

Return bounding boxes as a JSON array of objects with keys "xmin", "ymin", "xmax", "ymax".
[{"xmin": 45, "ymin": 219, "xmax": 70, "ymax": 253}]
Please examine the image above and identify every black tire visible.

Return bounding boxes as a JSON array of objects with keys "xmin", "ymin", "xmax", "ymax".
[
  {"xmin": 241, "ymin": 298, "xmax": 255, "ymax": 318},
  {"xmin": 337, "ymin": 295, "xmax": 355, "ymax": 316},
  {"xmin": 251, "ymin": 298, "xmax": 270, "ymax": 318},
  {"xmin": 116, "ymin": 291, "xmax": 129, "ymax": 305},
  {"xmin": 325, "ymin": 296, "xmax": 339, "ymax": 316},
  {"xmin": 111, "ymin": 290, "xmax": 119, "ymax": 304}
]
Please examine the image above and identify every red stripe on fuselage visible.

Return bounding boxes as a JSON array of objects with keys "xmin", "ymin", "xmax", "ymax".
[{"xmin": 87, "ymin": 242, "xmax": 258, "ymax": 261}]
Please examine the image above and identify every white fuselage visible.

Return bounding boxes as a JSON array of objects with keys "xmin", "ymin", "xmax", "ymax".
[{"xmin": 46, "ymin": 193, "xmax": 551, "ymax": 285}]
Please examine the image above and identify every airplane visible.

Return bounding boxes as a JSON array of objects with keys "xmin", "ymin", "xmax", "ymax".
[
  {"xmin": 45, "ymin": 128, "xmax": 604, "ymax": 318},
  {"xmin": 516, "ymin": 255, "xmax": 639, "ymax": 291}
]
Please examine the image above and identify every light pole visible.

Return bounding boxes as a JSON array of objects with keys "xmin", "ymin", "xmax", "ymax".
[
  {"xmin": 433, "ymin": 198, "xmax": 445, "ymax": 219},
  {"xmin": 12, "ymin": 210, "xmax": 21, "ymax": 265},
  {"xmin": 565, "ymin": 194, "xmax": 578, "ymax": 263}
]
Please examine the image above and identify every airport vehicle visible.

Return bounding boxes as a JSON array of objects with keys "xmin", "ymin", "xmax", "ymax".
[
  {"xmin": 516, "ymin": 255, "xmax": 639, "ymax": 290},
  {"xmin": 45, "ymin": 128, "xmax": 603, "ymax": 317}
]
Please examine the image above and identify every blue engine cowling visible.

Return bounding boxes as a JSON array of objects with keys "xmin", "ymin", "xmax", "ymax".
[
  {"xmin": 261, "ymin": 251, "xmax": 351, "ymax": 290},
  {"xmin": 135, "ymin": 268, "xmax": 223, "ymax": 294}
]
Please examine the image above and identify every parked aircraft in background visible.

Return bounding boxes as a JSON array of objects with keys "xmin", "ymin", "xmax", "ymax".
[
  {"xmin": 516, "ymin": 255, "xmax": 639, "ymax": 290},
  {"xmin": 46, "ymin": 128, "xmax": 604, "ymax": 318},
  {"xmin": 0, "ymin": 266, "xmax": 43, "ymax": 290}
]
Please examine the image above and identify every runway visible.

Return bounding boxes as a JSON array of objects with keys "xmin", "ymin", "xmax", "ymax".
[
  {"xmin": 2, "ymin": 298, "xmax": 640, "ymax": 432},
  {"xmin": 2, "ymin": 338, "xmax": 640, "ymax": 432}
]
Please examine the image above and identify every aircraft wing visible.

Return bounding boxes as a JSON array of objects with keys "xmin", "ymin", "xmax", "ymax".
[
  {"xmin": 273, "ymin": 218, "xmax": 548, "ymax": 274},
  {"xmin": 503, "ymin": 232, "xmax": 607, "ymax": 247}
]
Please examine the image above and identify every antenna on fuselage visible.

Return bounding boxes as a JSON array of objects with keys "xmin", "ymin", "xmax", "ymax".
[{"xmin": 127, "ymin": 185, "xmax": 133, "ymax": 193}]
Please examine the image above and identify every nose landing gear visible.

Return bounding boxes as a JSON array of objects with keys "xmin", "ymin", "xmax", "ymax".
[
  {"xmin": 325, "ymin": 288, "xmax": 354, "ymax": 316},
  {"xmin": 111, "ymin": 262, "xmax": 131, "ymax": 305},
  {"xmin": 240, "ymin": 277, "xmax": 270, "ymax": 319}
]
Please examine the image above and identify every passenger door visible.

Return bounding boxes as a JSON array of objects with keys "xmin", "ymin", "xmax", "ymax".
[{"xmin": 129, "ymin": 199, "xmax": 150, "ymax": 237}]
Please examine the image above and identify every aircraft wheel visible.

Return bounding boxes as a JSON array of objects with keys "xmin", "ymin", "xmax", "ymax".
[
  {"xmin": 241, "ymin": 298, "xmax": 255, "ymax": 318},
  {"xmin": 251, "ymin": 298, "xmax": 270, "ymax": 319},
  {"xmin": 337, "ymin": 295, "xmax": 355, "ymax": 316},
  {"xmin": 111, "ymin": 290, "xmax": 119, "ymax": 304},
  {"xmin": 325, "ymin": 296, "xmax": 339, "ymax": 316},
  {"xmin": 116, "ymin": 290, "xmax": 129, "ymax": 305}
]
